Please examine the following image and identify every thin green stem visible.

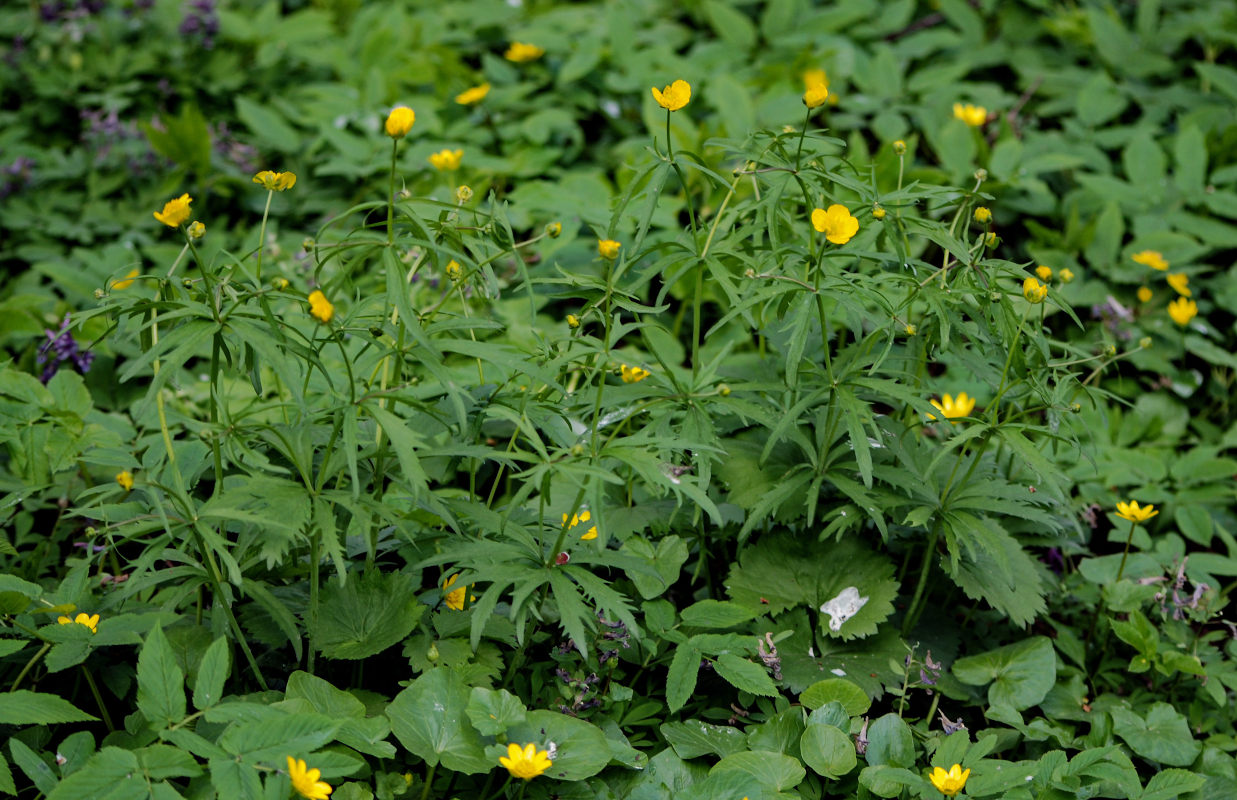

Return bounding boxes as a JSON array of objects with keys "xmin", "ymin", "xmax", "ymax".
[
  {"xmin": 255, "ymin": 190, "xmax": 273, "ymax": 283},
  {"xmin": 387, "ymin": 139, "xmax": 399, "ymax": 246},
  {"xmin": 80, "ymin": 665, "xmax": 114, "ymax": 731},
  {"xmin": 793, "ymin": 105, "xmax": 812, "ymax": 171},
  {"xmin": 989, "ymin": 302, "xmax": 1032, "ymax": 423},
  {"xmin": 1115, "ymin": 518, "xmax": 1139, "ymax": 583},
  {"xmin": 10, "ymin": 642, "xmax": 50, "ymax": 691},
  {"xmin": 902, "ymin": 521, "xmax": 942, "ymax": 636},
  {"xmin": 419, "ymin": 762, "xmax": 437, "ymax": 800}
]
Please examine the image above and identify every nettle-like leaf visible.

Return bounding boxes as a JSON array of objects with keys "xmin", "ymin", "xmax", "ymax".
[
  {"xmin": 942, "ymin": 513, "xmax": 1047, "ymax": 628},
  {"xmin": 725, "ymin": 533, "xmax": 897, "ymax": 639},
  {"xmin": 309, "ymin": 571, "xmax": 425, "ymax": 660}
]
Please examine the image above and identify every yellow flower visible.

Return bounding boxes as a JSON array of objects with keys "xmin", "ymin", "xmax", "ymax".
[
  {"xmin": 598, "ymin": 239, "xmax": 621, "ymax": 260},
  {"xmin": 562, "ymin": 510, "xmax": 597, "ymax": 540},
  {"xmin": 505, "ymin": 42, "xmax": 545, "ymax": 63},
  {"xmin": 983, "ymin": 231, "xmax": 999, "ymax": 248},
  {"xmin": 111, "ymin": 269, "xmax": 139, "ymax": 291},
  {"xmin": 1059, "ymin": 268, "xmax": 1074, "ymax": 283},
  {"xmin": 546, "ymin": 221, "xmax": 562, "ymax": 238},
  {"xmin": 116, "ymin": 470, "xmax": 134, "ymax": 491},
  {"xmin": 929, "ymin": 392, "xmax": 976, "ymax": 423},
  {"xmin": 566, "ymin": 314, "xmax": 580, "ymax": 329},
  {"xmin": 187, "ymin": 221, "xmax": 206, "ymax": 240},
  {"xmin": 1167, "ymin": 296, "xmax": 1198, "ymax": 327},
  {"xmin": 893, "ymin": 140, "xmax": 907, "ymax": 155},
  {"xmin": 929, "ymin": 763, "xmax": 970, "ymax": 797},
  {"xmin": 811, "ymin": 204, "xmax": 860, "ymax": 245},
  {"xmin": 1115, "ymin": 500, "xmax": 1158, "ymax": 524},
  {"xmin": 287, "ymin": 756, "xmax": 332, "ymax": 800},
  {"xmin": 803, "ymin": 68, "xmax": 828, "ymax": 91},
  {"xmin": 455, "ymin": 82, "xmax": 491, "ymax": 105},
  {"xmin": 872, "ymin": 203, "xmax": 886, "ymax": 220},
  {"xmin": 904, "ymin": 323, "xmax": 916, "ymax": 336},
  {"xmin": 1036, "ymin": 265, "xmax": 1053, "ymax": 282},
  {"xmin": 1132, "ymin": 250, "xmax": 1168, "ymax": 271},
  {"xmin": 308, "ymin": 290, "xmax": 334, "ymax": 324},
  {"xmin": 456, "ymin": 185, "xmax": 474, "ymax": 204},
  {"xmin": 385, "ymin": 106, "xmax": 415, "ymax": 139},
  {"xmin": 153, "ymin": 193, "xmax": 192, "ymax": 227},
  {"xmin": 273, "ymin": 278, "xmax": 290, "ymax": 290},
  {"xmin": 803, "ymin": 84, "xmax": 829, "ymax": 109},
  {"xmin": 499, "ymin": 742, "xmax": 553, "ymax": 780},
  {"xmin": 57, "ymin": 613, "xmax": 100, "ymax": 633},
  {"xmin": 621, "ymin": 364, "xmax": 650, "ymax": 384},
  {"xmin": 973, "ymin": 207, "xmax": 992, "ymax": 224},
  {"xmin": 445, "ymin": 260, "xmax": 463, "ymax": 281},
  {"xmin": 1137, "ymin": 286, "xmax": 1152, "ymax": 303},
  {"xmin": 1166, "ymin": 273, "xmax": 1191, "ymax": 297},
  {"xmin": 652, "ymin": 79, "xmax": 692, "ymax": 111},
  {"xmin": 252, "ymin": 170, "xmax": 297, "ymax": 191},
  {"xmin": 429, "ymin": 149, "xmax": 464, "ymax": 171},
  {"xmin": 953, "ymin": 103, "xmax": 987, "ymax": 127},
  {"xmin": 442, "ymin": 573, "xmax": 469, "ymax": 611},
  {"xmin": 1023, "ymin": 277, "xmax": 1047, "ymax": 304}
]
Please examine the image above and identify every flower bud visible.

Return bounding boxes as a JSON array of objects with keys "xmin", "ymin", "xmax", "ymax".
[
  {"xmin": 984, "ymin": 231, "xmax": 999, "ymax": 248},
  {"xmin": 974, "ymin": 168, "xmax": 988, "ymax": 182},
  {"xmin": 718, "ymin": 383, "xmax": 731, "ymax": 397},
  {"xmin": 456, "ymin": 185, "xmax": 473, "ymax": 204},
  {"xmin": 904, "ymin": 324, "xmax": 917, "ymax": 336},
  {"xmin": 427, "ymin": 642, "xmax": 440, "ymax": 662},
  {"xmin": 546, "ymin": 221, "xmax": 562, "ymax": 238},
  {"xmin": 973, "ymin": 207, "xmax": 992, "ymax": 224},
  {"xmin": 872, "ymin": 203, "xmax": 886, "ymax": 220},
  {"xmin": 385, "ymin": 106, "xmax": 415, "ymax": 139},
  {"xmin": 187, "ymin": 221, "xmax": 206, "ymax": 240},
  {"xmin": 567, "ymin": 314, "xmax": 580, "ymax": 329},
  {"xmin": 1139, "ymin": 336, "xmax": 1152, "ymax": 349},
  {"xmin": 893, "ymin": 140, "xmax": 907, "ymax": 155}
]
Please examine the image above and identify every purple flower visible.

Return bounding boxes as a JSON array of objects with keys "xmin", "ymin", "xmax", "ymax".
[
  {"xmin": 36, "ymin": 314, "xmax": 94, "ymax": 383},
  {"xmin": 179, "ymin": 0, "xmax": 219, "ymax": 49}
]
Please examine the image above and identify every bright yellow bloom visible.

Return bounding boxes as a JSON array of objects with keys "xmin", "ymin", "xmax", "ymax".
[
  {"xmin": 803, "ymin": 84, "xmax": 829, "ymax": 109},
  {"xmin": 57, "ymin": 613, "xmax": 99, "ymax": 633},
  {"xmin": 1132, "ymin": 250, "xmax": 1168, "ymax": 271},
  {"xmin": 273, "ymin": 278, "xmax": 290, "ymax": 290},
  {"xmin": 287, "ymin": 756, "xmax": 332, "ymax": 800},
  {"xmin": 187, "ymin": 221, "xmax": 206, "ymax": 240},
  {"xmin": 455, "ymin": 82, "xmax": 491, "ymax": 105},
  {"xmin": 811, "ymin": 204, "xmax": 859, "ymax": 245},
  {"xmin": 1167, "ymin": 296, "xmax": 1198, "ymax": 327},
  {"xmin": 973, "ymin": 207, "xmax": 992, "ymax": 224},
  {"xmin": 598, "ymin": 239, "xmax": 621, "ymax": 260},
  {"xmin": 456, "ymin": 185, "xmax": 473, "ymax": 204},
  {"xmin": 929, "ymin": 763, "xmax": 970, "ymax": 797},
  {"xmin": 1023, "ymin": 277, "xmax": 1047, "ymax": 304},
  {"xmin": 1036, "ymin": 265, "xmax": 1053, "ymax": 282},
  {"xmin": 904, "ymin": 323, "xmax": 916, "ymax": 335},
  {"xmin": 442, "ymin": 573, "xmax": 470, "ymax": 611},
  {"xmin": 429, "ymin": 149, "xmax": 464, "ymax": 171},
  {"xmin": 566, "ymin": 314, "xmax": 580, "ymax": 329},
  {"xmin": 1115, "ymin": 500, "xmax": 1158, "ymax": 524},
  {"xmin": 1059, "ymin": 268, "xmax": 1075, "ymax": 283},
  {"xmin": 308, "ymin": 290, "xmax": 334, "ymax": 324},
  {"xmin": 1137, "ymin": 286, "xmax": 1152, "ymax": 303},
  {"xmin": 621, "ymin": 364, "xmax": 650, "ymax": 384},
  {"xmin": 111, "ymin": 269, "xmax": 139, "ymax": 291},
  {"xmin": 872, "ymin": 204, "xmax": 886, "ymax": 220},
  {"xmin": 1166, "ymin": 273, "xmax": 1191, "ymax": 297},
  {"xmin": 983, "ymin": 231, "xmax": 999, "ymax": 248},
  {"xmin": 929, "ymin": 392, "xmax": 976, "ymax": 423},
  {"xmin": 499, "ymin": 742, "xmax": 553, "ymax": 780},
  {"xmin": 953, "ymin": 103, "xmax": 987, "ymax": 127},
  {"xmin": 562, "ymin": 510, "xmax": 597, "ymax": 540},
  {"xmin": 116, "ymin": 470, "xmax": 134, "ymax": 491},
  {"xmin": 803, "ymin": 69, "xmax": 828, "ymax": 91},
  {"xmin": 445, "ymin": 260, "xmax": 463, "ymax": 281},
  {"xmin": 153, "ymin": 193, "xmax": 192, "ymax": 227},
  {"xmin": 652, "ymin": 79, "xmax": 692, "ymax": 111},
  {"xmin": 385, "ymin": 106, "xmax": 415, "ymax": 139},
  {"xmin": 505, "ymin": 42, "xmax": 545, "ymax": 63},
  {"xmin": 252, "ymin": 170, "xmax": 297, "ymax": 191}
]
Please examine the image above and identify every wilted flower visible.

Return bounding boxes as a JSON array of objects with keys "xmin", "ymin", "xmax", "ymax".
[
  {"xmin": 1167, "ymin": 297, "xmax": 1197, "ymax": 327},
  {"xmin": 953, "ymin": 103, "xmax": 987, "ymax": 126},
  {"xmin": 598, "ymin": 239, "xmax": 621, "ymax": 260},
  {"xmin": 652, "ymin": 79, "xmax": 692, "ymax": 111},
  {"xmin": 973, "ymin": 207, "xmax": 992, "ymax": 224},
  {"xmin": 1022, "ymin": 276, "xmax": 1047, "ymax": 304},
  {"xmin": 385, "ymin": 106, "xmax": 415, "ymax": 139},
  {"xmin": 253, "ymin": 170, "xmax": 296, "ymax": 191},
  {"xmin": 1036, "ymin": 265, "xmax": 1053, "ymax": 281},
  {"xmin": 57, "ymin": 613, "xmax": 99, "ymax": 633},
  {"xmin": 1166, "ymin": 273, "xmax": 1191, "ymax": 297},
  {"xmin": 455, "ymin": 82, "xmax": 491, "ymax": 105},
  {"xmin": 1137, "ymin": 286, "xmax": 1152, "ymax": 303},
  {"xmin": 811, "ymin": 204, "xmax": 859, "ymax": 245},
  {"xmin": 286, "ymin": 756, "xmax": 332, "ymax": 800},
  {"xmin": 428, "ymin": 149, "xmax": 463, "ymax": 171},
  {"xmin": 929, "ymin": 392, "xmax": 975, "ymax": 423},
  {"xmin": 154, "ymin": 193, "xmax": 192, "ymax": 227},
  {"xmin": 116, "ymin": 471, "xmax": 134, "ymax": 492},
  {"xmin": 499, "ymin": 743, "xmax": 553, "ymax": 780},
  {"xmin": 1115, "ymin": 500, "xmax": 1158, "ymax": 523},
  {"xmin": 620, "ymin": 364, "xmax": 650, "ymax": 384},
  {"xmin": 1132, "ymin": 250, "xmax": 1168, "ymax": 271},
  {"xmin": 505, "ymin": 42, "xmax": 545, "ymax": 63},
  {"xmin": 308, "ymin": 290, "xmax": 334, "ymax": 324},
  {"xmin": 929, "ymin": 764, "xmax": 970, "ymax": 797}
]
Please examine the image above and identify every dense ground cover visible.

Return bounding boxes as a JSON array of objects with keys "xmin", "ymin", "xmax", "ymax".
[{"xmin": 1, "ymin": 1, "xmax": 1237, "ymax": 798}]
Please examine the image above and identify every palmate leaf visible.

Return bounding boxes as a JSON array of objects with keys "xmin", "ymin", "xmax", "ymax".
[
  {"xmin": 943, "ymin": 515, "xmax": 1047, "ymax": 628},
  {"xmin": 308, "ymin": 571, "xmax": 424, "ymax": 660},
  {"xmin": 725, "ymin": 533, "xmax": 897, "ymax": 640}
]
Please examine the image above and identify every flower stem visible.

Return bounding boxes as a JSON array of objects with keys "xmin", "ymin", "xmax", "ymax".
[
  {"xmin": 10, "ymin": 642, "xmax": 50, "ymax": 691},
  {"xmin": 387, "ymin": 139, "xmax": 398, "ymax": 246},
  {"xmin": 793, "ymin": 105, "xmax": 811, "ymax": 171},
  {"xmin": 1115, "ymin": 518, "xmax": 1138, "ymax": 583},
  {"xmin": 419, "ymin": 763, "xmax": 436, "ymax": 800},
  {"xmin": 254, "ymin": 189, "xmax": 273, "ymax": 283},
  {"xmin": 903, "ymin": 521, "xmax": 941, "ymax": 636}
]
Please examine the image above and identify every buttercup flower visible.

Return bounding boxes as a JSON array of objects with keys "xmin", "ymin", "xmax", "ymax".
[
  {"xmin": 111, "ymin": 269, "xmax": 139, "ymax": 291},
  {"xmin": 973, "ymin": 207, "xmax": 992, "ymax": 224},
  {"xmin": 308, "ymin": 290, "xmax": 334, "ymax": 324},
  {"xmin": 116, "ymin": 470, "xmax": 134, "ymax": 491},
  {"xmin": 445, "ymin": 260, "xmax": 463, "ymax": 281},
  {"xmin": 872, "ymin": 203, "xmax": 886, "ymax": 220},
  {"xmin": 1166, "ymin": 273, "xmax": 1191, "ymax": 297},
  {"xmin": 499, "ymin": 742, "xmax": 553, "ymax": 780},
  {"xmin": 187, "ymin": 221, "xmax": 206, "ymax": 240},
  {"xmin": 154, "ymin": 193, "xmax": 192, "ymax": 227},
  {"xmin": 598, "ymin": 239, "xmax": 621, "ymax": 260},
  {"xmin": 429, "ymin": 149, "xmax": 463, "ymax": 171},
  {"xmin": 505, "ymin": 42, "xmax": 544, "ymax": 63},
  {"xmin": 929, "ymin": 763, "xmax": 970, "ymax": 797},
  {"xmin": 287, "ymin": 756, "xmax": 332, "ymax": 800},
  {"xmin": 385, "ymin": 106, "xmax": 415, "ymax": 139},
  {"xmin": 563, "ymin": 510, "xmax": 598, "ymax": 540},
  {"xmin": 455, "ymin": 82, "xmax": 491, "ymax": 105},
  {"xmin": 57, "ymin": 613, "xmax": 99, "ymax": 633},
  {"xmin": 811, "ymin": 204, "xmax": 859, "ymax": 245},
  {"xmin": 1167, "ymin": 296, "xmax": 1197, "ymax": 327},
  {"xmin": 804, "ymin": 84, "xmax": 829, "ymax": 109},
  {"xmin": 442, "ymin": 573, "xmax": 471, "ymax": 611},
  {"xmin": 929, "ymin": 392, "xmax": 976, "ymax": 423},
  {"xmin": 252, "ymin": 170, "xmax": 296, "ymax": 191},
  {"xmin": 1137, "ymin": 286, "xmax": 1152, "ymax": 303},
  {"xmin": 803, "ymin": 68, "xmax": 827, "ymax": 91},
  {"xmin": 953, "ymin": 103, "xmax": 987, "ymax": 127},
  {"xmin": 1036, "ymin": 265, "xmax": 1053, "ymax": 281},
  {"xmin": 1132, "ymin": 250, "xmax": 1168, "ymax": 271},
  {"xmin": 566, "ymin": 314, "xmax": 580, "ymax": 329},
  {"xmin": 1059, "ymin": 268, "xmax": 1075, "ymax": 283},
  {"xmin": 1115, "ymin": 500, "xmax": 1158, "ymax": 524},
  {"xmin": 652, "ymin": 79, "xmax": 692, "ymax": 111},
  {"xmin": 621, "ymin": 364, "xmax": 650, "ymax": 384},
  {"xmin": 1022, "ymin": 276, "xmax": 1047, "ymax": 304}
]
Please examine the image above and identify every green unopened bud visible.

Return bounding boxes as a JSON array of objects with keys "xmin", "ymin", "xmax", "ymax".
[
  {"xmin": 1139, "ymin": 336, "xmax": 1152, "ymax": 349},
  {"xmin": 570, "ymin": 443, "xmax": 586, "ymax": 456},
  {"xmin": 974, "ymin": 168, "xmax": 988, "ymax": 182},
  {"xmin": 187, "ymin": 221, "xmax": 206, "ymax": 240},
  {"xmin": 718, "ymin": 383, "xmax": 731, "ymax": 397},
  {"xmin": 546, "ymin": 221, "xmax": 562, "ymax": 238},
  {"xmin": 427, "ymin": 642, "xmax": 440, "ymax": 662},
  {"xmin": 893, "ymin": 140, "xmax": 907, "ymax": 155}
]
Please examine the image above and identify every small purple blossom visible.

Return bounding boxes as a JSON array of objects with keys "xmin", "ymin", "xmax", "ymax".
[
  {"xmin": 179, "ymin": 0, "xmax": 219, "ymax": 49},
  {"xmin": 0, "ymin": 156, "xmax": 35, "ymax": 199},
  {"xmin": 36, "ymin": 314, "xmax": 94, "ymax": 384}
]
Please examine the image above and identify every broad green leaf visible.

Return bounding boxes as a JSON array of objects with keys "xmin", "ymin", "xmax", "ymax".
[
  {"xmin": 502, "ymin": 711, "xmax": 611, "ymax": 781},
  {"xmin": 661, "ymin": 719, "xmax": 750, "ymax": 760},
  {"xmin": 680, "ymin": 600, "xmax": 757, "ymax": 629},
  {"xmin": 0, "ymin": 690, "xmax": 97, "ymax": 725},
  {"xmin": 136, "ymin": 625, "xmax": 185, "ymax": 728},
  {"xmin": 952, "ymin": 636, "xmax": 1055, "ymax": 711},
  {"xmin": 192, "ymin": 637, "xmax": 230, "ymax": 711},
  {"xmin": 466, "ymin": 687, "xmax": 527, "ymax": 736},
  {"xmin": 712, "ymin": 653, "xmax": 779, "ymax": 697},
  {"xmin": 387, "ymin": 668, "xmax": 490, "ymax": 773},
  {"xmin": 47, "ymin": 748, "xmax": 145, "ymax": 800},
  {"xmin": 309, "ymin": 571, "xmax": 424, "ymax": 660},
  {"xmin": 864, "ymin": 713, "xmax": 915, "ymax": 768},
  {"xmin": 800, "ymin": 678, "xmax": 871, "ymax": 716},
  {"xmin": 666, "ymin": 643, "xmax": 702, "ymax": 713},
  {"xmin": 801, "ymin": 723, "xmax": 857, "ymax": 778},
  {"xmin": 1109, "ymin": 703, "xmax": 1201, "ymax": 766},
  {"xmin": 710, "ymin": 750, "xmax": 806, "ymax": 792}
]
